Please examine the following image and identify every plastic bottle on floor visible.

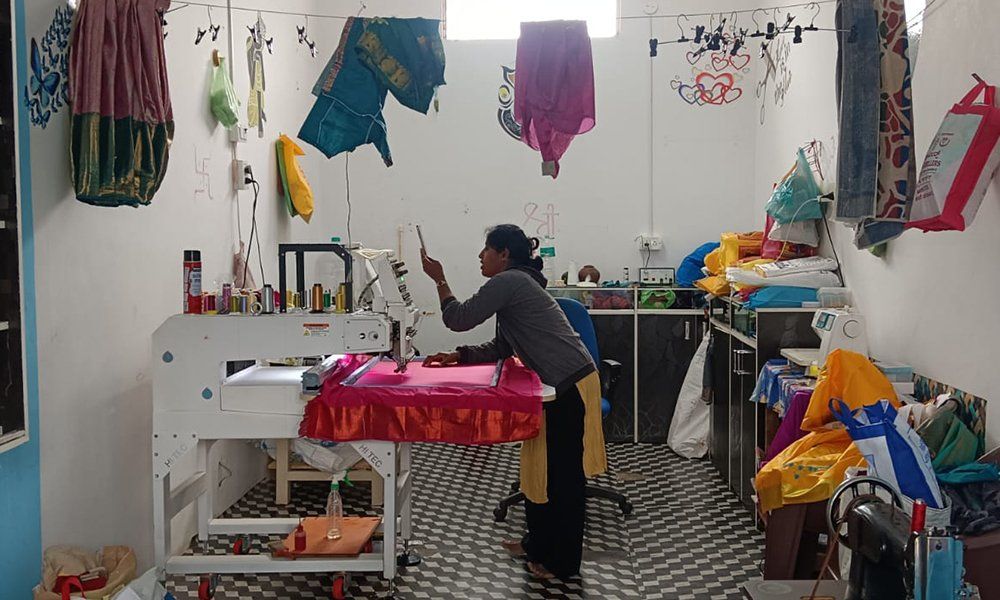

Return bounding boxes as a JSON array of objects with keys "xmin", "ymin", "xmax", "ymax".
[{"xmin": 326, "ymin": 481, "xmax": 343, "ymax": 540}]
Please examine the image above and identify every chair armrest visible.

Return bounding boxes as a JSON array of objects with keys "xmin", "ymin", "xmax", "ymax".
[{"xmin": 599, "ymin": 359, "xmax": 623, "ymax": 399}]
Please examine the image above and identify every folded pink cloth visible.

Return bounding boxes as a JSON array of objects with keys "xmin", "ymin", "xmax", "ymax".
[{"xmin": 514, "ymin": 20, "xmax": 595, "ymax": 178}]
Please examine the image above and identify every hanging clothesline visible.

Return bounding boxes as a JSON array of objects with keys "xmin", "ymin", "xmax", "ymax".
[{"xmin": 166, "ymin": 0, "xmax": 837, "ymax": 23}]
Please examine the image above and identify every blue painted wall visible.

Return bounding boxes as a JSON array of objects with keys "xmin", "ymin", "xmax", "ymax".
[{"xmin": 0, "ymin": 0, "xmax": 42, "ymax": 596}]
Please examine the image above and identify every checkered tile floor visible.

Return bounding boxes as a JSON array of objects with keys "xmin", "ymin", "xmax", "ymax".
[{"xmin": 167, "ymin": 444, "xmax": 762, "ymax": 599}]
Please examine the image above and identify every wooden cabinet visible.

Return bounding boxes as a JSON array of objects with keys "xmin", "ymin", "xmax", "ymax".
[
  {"xmin": 593, "ymin": 314, "xmax": 635, "ymax": 443},
  {"xmin": 709, "ymin": 297, "xmax": 820, "ymax": 506},
  {"xmin": 636, "ymin": 313, "xmax": 702, "ymax": 443}
]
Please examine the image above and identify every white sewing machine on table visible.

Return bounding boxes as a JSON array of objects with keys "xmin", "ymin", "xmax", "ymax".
[{"xmin": 152, "ymin": 248, "xmax": 421, "ymax": 594}]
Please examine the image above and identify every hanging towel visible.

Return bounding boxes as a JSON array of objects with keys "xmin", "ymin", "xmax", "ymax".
[
  {"xmin": 69, "ymin": 0, "xmax": 174, "ymax": 207},
  {"xmin": 514, "ymin": 20, "xmax": 596, "ymax": 178},
  {"xmin": 299, "ymin": 17, "xmax": 445, "ymax": 165}
]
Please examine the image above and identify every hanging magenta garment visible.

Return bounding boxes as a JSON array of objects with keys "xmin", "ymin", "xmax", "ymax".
[
  {"xmin": 301, "ymin": 356, "xmax": 543, "ymax": 444},
  {"xmin": 514, "ymin": 20, "xmax": 595, "ymax": 179}
]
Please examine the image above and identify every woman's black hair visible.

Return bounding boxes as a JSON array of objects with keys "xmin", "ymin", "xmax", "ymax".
[{"xmin": 485, "ymin": 224, "xmax": 544, "ymax": 271}]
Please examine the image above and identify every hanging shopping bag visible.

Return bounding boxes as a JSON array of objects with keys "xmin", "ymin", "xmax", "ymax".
[
  {"xmin": 830, "ymin": 398, "xmax": 945, "ymax": 508},
  {"xmin": 908, "ymin": 75, "xmax": 1000, "ymax": 232},
  {"xmin": 209, "ymin": 55, "xmax": 240, "ymax": 128},
  {"xmin": 765, "ymin": 149, "xmax": 824, "ymax": 224}
]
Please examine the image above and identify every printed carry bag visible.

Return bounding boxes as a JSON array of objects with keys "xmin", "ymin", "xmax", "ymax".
[
  {"xmin": 830, "ymin": 398, "xmax": 944, "ymax": 508},
  {"xmin": 908, "ymin": 76, "xmax": 1000, "ymax": 232}
]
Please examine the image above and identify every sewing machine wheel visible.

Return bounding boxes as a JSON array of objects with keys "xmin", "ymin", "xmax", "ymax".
[
  {"xmin": 331, "ymin": 573, "xmax": 350, "ymax": 599},
  {"xmin": 197, "ymin": 574, "xmax": 218, "ymax": 600},
  {"xmin": 826, "ymin": 476, "xmax": 904, "ymax": 546}
]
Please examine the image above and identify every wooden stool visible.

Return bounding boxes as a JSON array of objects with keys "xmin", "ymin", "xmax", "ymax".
[{"xmin": 269, "ymin": 439, "xmax": 384, "ymax": 507}]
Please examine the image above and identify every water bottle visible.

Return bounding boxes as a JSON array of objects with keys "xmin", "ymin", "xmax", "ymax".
[{"xmin": 325, "ymin": 481, "xmax": 343, "ymax": 540}]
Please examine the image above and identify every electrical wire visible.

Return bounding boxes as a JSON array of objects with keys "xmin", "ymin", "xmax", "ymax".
[
  {"xmin": 241, "ymin": 174, "xmax": 266, "ymax": 289},
  {"xmin": 345, "ymin": 153, "xmax": 353, "ymax": 249}
]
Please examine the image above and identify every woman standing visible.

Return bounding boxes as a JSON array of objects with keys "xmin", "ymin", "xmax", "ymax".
[{"xmin": 421, "ymin": 224, "xmax": 606, "ymax": 580}]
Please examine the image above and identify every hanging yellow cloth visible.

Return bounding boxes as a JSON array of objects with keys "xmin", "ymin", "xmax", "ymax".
[
  {"xmin": 519, "ymin": 371, "xmax": 607, "ymax": 504},
  {"xmin": 801, "ymin": 348, "xmax": 899, "ymax": 431},
  {"xmin": 277, "ymin": 134, "xmax": 315, "ymax": 223}
]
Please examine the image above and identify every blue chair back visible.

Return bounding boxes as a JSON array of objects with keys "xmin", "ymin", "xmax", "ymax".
[{"xmin": 556, "ymin": 297, "xmax": 600, "ymax": 364}]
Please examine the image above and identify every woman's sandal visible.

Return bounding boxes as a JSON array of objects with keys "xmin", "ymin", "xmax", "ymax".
[
  {"xmin": 501, "ymin": 539, "xmax": 526, "ymax": 558},
  {"xmin": 526, "ymin": 562, "xmax": 556, "ymax": 580}
]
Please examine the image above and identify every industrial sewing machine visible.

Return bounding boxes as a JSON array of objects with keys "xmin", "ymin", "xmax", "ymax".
[{"xmin": 152, "ymin": 245, "xmax": 421, "ymax": 596}]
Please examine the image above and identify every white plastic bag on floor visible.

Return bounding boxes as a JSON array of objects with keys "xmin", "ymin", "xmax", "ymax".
[
  {"xmin": 111, "ymin": 568, "xmax": 167, "ymax": 600},
  {"xmin": 668, "ymin": 336, "xmax": 710, "ymax": 458}
]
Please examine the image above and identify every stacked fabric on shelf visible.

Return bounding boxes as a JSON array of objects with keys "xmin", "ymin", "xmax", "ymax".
[
  {"xmin": 750, "ymin": 359, "xmax": 815, "ymax": 418},
  {"xmin": 727, "ymin": 256, "xmax": 840, "ymax": 290}
]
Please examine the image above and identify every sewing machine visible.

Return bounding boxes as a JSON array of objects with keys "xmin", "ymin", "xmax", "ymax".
[
  {"xmin": 151, "ymin": 247, "xmax": 421, "ymax": 593},
  {"xmin": 825, "ymin": 477, "xmax": 980, "ymax": 600},
  {"xmin": 781, "ymin": 308, "xmax": 869, "ymax": 370}
]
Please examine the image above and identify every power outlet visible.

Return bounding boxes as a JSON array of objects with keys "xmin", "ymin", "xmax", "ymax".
[
  {"xmin": 638, "ymin": 235, "xmax": 664, "ymax": 251},
  {"xmin": 233, "ymin": 160, "xmax": 252, "ymax": 191},
  {"xmin": 228, "ymin": 126, "xmax": 248, "ymax": 144}
]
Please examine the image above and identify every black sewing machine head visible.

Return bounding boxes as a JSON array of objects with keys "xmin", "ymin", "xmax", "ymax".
[{"xmin": 828, "ymin": 477, "xmax": 910, "ymax": 600}]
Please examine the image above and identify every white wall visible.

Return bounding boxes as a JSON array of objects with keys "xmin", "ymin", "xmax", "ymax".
[
  {"xmin": 27, "ymin": 0, "xmax": 761, "ymax": 568},
  {"xmin": 753, "ymin": 0, "xmax": 1000, "ymax": 448}
]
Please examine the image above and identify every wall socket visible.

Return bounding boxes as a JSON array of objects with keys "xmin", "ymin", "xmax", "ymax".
[
  {"xmin": 232, "ymin": 160, "xmax": 252, "ymax": 191},
  {"xmin": 638, "ymin": 235, "xmax": 664, "ymax": 251}
]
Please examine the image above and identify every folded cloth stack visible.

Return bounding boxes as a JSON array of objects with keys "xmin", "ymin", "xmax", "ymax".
[{"xmin": 727, "ymin": 256, "xmax": 840, "ymax": 289}]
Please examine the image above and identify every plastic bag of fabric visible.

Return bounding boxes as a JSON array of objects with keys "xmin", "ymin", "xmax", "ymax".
[
  {"xmin": 726, "ymin": 266, "xmax": 840, "ymax": 290},
  {"xmin": 667, "ymin": 337, "xmax": 710, "ymax": 458},
  {"xmin": 756, "ymin": 428, "xmax": 866, "ymax": 513},
  {"xmin": 210, "ymin": 56, "xmax": 240, "ymax": 128},
  {"xmin": 719, "ymin": 231, "xmax": 764, "ymax": 267},
  {"xmin": 769, "ymin": 219, "xmax": 821, "ymax": 247},
  {"xmin": 677, "ymin": 242, "xmax": 720, "ymax": 286},
  {"xmin": 766, "ymin": 149, "xmax": 824, "ymax": 223},
  {"xmin": 802, "ymin": 349, "xmax": 899, "ymax": 431},
  {"xmin": 831, "ymin": 398, "xmax": 945, "ymax": 508},
  {"xmin": 35, "ymin": 546, "xmax": 136, "ymax": 600},
  {"xmin": 762, "ymin": 215, "xmax": 819, "ymax": 260}
]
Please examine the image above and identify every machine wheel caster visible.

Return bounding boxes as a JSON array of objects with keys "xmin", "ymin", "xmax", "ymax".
[
  {"xmin": 509, "ymin": 482, "xmax": 520, "ymax": 494},
  {"xmin": 493, "ymin": 506, "xmax": 508, "ymax": 523},
  {"xmin": 232, "ymin": 535, "xmax": 250, "ymax": 555},
  {"xmin": 619, "ymin": 501, "xmax": 634, "ymax": 517},
  {"xmin": 197, "ymin": 575, "xmax": 218, "ymax": 600},
  {"xmin": 331, "ymin": 574, "xmax": 349, "ymax": 599},
  {"xmin": 397, "ymin": 550, "xmax": 421, "ymax": 568},
  {"xmin": 363, "ymin": 541, "xmax": 373, "ymax": 553}
]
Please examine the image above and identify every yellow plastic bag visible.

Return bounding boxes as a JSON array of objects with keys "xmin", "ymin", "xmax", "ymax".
[
  {"xmin": 719, "ymin": 231, "xmax": 764, "ymax": 267},
  {"xmin": 756, "ymin": 429, "xmax": 866, "ymax": 513},
  {"xmin": 695, "ymin": 274, "xmax": 730, "ymax": 296},
  {"xmin": 802, "ymin": 349, "xmax": 899, "ymax": 432}
]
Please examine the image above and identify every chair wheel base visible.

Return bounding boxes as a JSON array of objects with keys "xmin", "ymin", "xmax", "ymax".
[{"xmin": 493, "ymin": 506, "xmax": 508, "ymax": 522}]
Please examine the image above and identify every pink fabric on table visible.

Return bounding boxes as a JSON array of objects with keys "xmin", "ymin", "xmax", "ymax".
[
  {"xmin": 764, "ymin": 389, "xmax": 813, "ymax": 463},
  {"xmin": 352, "ymin": 360, "xmax": 498, "ymax": 388},
  {"xmin": 514, "ymin": 20, "xmax": 595, "ymax": 179},
  {"xmin": 300, "ymin": 356, "xmax": 543, "ymax": 444}
]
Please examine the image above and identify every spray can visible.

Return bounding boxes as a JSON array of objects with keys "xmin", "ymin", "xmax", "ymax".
[{"xmin": 184, "ymin": 250, "xmax": 203, "ymax": 314}]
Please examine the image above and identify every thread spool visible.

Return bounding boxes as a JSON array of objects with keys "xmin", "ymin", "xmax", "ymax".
[
  {"xmin": 262, "ymin": 284, "xmax": 275, "ymax": 314},
  {"xmin": 238, "ymin": 294, "xmax": 248, "ymax": 314},
  {"xmin": 204, "ymin": 294, "xmax": 217, "ymax": 315},
  {"xmin": 221, "ymin": 283, "xmax": 232, "ymax": 314},
  {"xmin": 229, "ymin": 295, "xmax": 240, "ymax": 314},
  {"xmin": 292, "ymin": 292, "xmax": 302, "ymax": 310},
  {"xmin": 335, "ymin": 284, "xmax": 346, "ymax": 313},
  {"xmin": 311, "ymin": 284, "xmax": 325, "ymax": 314},
  {"xmin": 324, "ymin": 289, "xmax": 332, "ymax": 310}
]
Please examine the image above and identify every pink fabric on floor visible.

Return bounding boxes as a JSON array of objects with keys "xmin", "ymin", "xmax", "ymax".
[{"xmin": 514, "ymin": 20, "xmax": 595, "ymax": 179}]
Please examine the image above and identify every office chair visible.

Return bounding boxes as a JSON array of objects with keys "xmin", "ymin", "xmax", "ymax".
[{"xmin": 492, "ymin": 297, "xmax": 634, "ymax": 522}]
